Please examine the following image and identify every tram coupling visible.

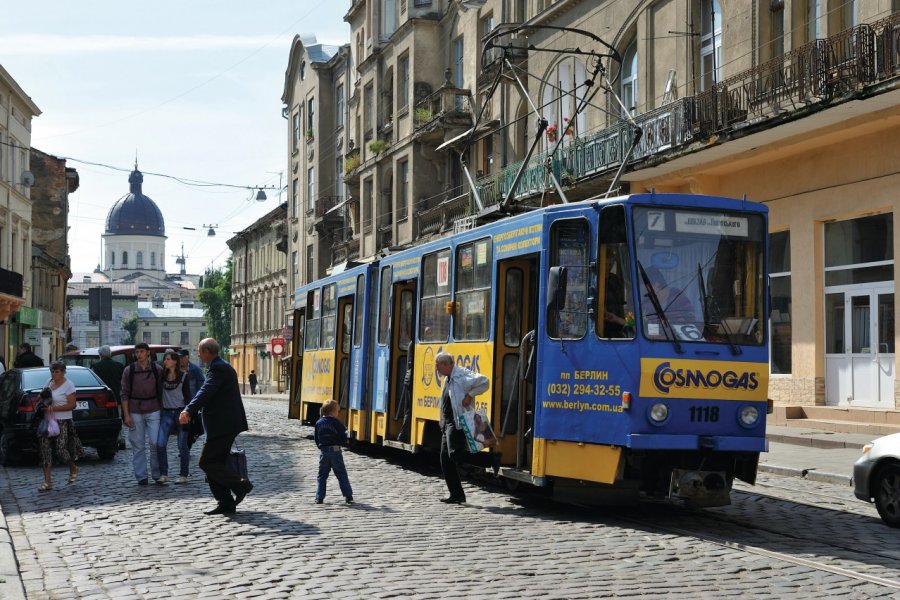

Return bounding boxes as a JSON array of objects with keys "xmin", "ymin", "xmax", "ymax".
[{"xmin": 668, "ymin": 468, "xmax": 731, "ymax": 507}]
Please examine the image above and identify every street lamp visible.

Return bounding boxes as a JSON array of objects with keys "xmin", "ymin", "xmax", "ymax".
[{"xmin": 204, "ymin": 224, "xmax": 218, "ymax": 237}]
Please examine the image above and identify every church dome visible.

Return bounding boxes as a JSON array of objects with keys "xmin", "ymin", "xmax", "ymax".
[{"xmin": 105, "ymin": 167, "xmax": 166, "ymax": 237}]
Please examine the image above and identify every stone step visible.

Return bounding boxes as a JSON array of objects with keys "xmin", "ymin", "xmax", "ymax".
[
  {"xmin": 774, "ymin": 405, "xmax": 900, "ymax": 426},
  {"xmin": 781, "ymin": 417, "xmax": 900, "ymax": 437}
]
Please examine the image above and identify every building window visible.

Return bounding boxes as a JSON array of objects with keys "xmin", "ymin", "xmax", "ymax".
[
  {"xmin": 307, "ymin": 97, "xmax": 315, "ymax": 137},
  {"xmin": 541, "ymin": 57, "xmax": 587, "ymax": 146},
  {"xmin": 110, "ymin": 252, "xmax": 115, "ymax": 266},
  {"xmin": 770, "ymin": 1, "xmax": 785, "ymax": 59},
  {"xmin": 161, "ymin": 331, "xmax": 170, "ymax": 345},
  {"xmin": 307, "ymin": 167, "xmax": 315, "ymax": 211},
  {"xmin": 142, "ymin": 331, "xmax": 152, "ymax": 343},
  {"xmin": 621, "ymin": 41, "xmax": 638, "ymax": 115},
  {"xmin": 151, "ymin": 252, "xmax": 156, "ymax": 266},
  {"xmin": 299, "ymin": 61, "xmax": 306, "ymax": 80},
  {"xmin": 180, "ymin": 331, "xmax": 190, "ymax": 345},
  {"xmin": 840, "ymin": 0, "xmax": 856, "ymax": 31},
  {"xmin": 336, "ymin": 83, "xmax": 344, "ymax": 128},
  {"xmin": 806, "ymin": 0, "xmax": 822, "ymax": 41},
  {"xmin": 292, "ymin": 178, "xmax": 299, "ymax": 217},
  {"xmin": 398, "ymin": 160, "xmax": 409, "ymax": 221},
  {"xmin": 137, "ymin": 251, "xmax": 143, "ymax": 267},
  {"xmin": 700, "ymin": 0, "xmax": 723, "ymax": 90},
  {"xmin": 453, "ymin": 36, "xmax": 464, "ymax": 88},
  {"xmin": 398, "ymin": 54, "xmax": 409, "ymax": 110},
  {"xmin": 293, "ymin": 111, "xmax": 301, "ymax": 150},
  {"xmin": 306, "ymin": 245, "xmax": 314, "ymax": 282},
  {"xmin": 770, "ymin": 231, "xmax": 792, "ymax": 374},
  {"xmin": 122, "ymin": 251, "xmax": 128, "ymax": 266},
  {"xmin": 364, "ymin": 83, "xmax": 374, "ymax": 140},
  {"xmin": 292, "ymin": 250, "xmax": 298, "ymax": 274}
]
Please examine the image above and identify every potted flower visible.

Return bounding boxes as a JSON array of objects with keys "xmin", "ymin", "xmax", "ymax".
[
  {"xmin": 563, "ymin": 117, "xmax": 575, "ymax": 137},
  {"xmin": 546, "ymin": 123, "xmax": 559, "ymax": 143}
]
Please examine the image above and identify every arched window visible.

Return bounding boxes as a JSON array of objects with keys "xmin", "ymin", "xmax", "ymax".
[
  {"xmin": 110, "ymin": 252, "xmax": 115, "ymax": 266},
  {"xmin": 122, "ymin": 251, "xmax": 128, "ymax": 266},
  {"xmin": 621, "ymin": 41, "xmax": 638, "ymax": 115},
  {"xmin": 151, "ymin": 252, "xmax": 156, "ymax": 266},
  {"xmin": 137, "ymin": 251, "xmax": 143, "ymax": 267},
  {"xmin": 541, "ymin": 57, "xmax": 588, "ymax": 148}
]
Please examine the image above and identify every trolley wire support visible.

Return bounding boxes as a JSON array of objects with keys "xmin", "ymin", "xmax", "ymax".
[{"xmin": 443, "ymin": 23, "xmax": 643, "ymax": 216}]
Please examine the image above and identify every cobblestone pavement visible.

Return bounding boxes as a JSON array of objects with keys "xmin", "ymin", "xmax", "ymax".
[{"xmin": 2, "ymin": 398, "xmax": 900, "ymax": 599}]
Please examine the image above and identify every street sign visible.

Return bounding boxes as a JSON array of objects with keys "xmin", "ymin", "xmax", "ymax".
[
  {"xmin": 24, "ymin": 328, "xmax": 42, "ymax": 346},
  {"xmin": 271, "ymin": 337, "xmax": 287, "ymax": 356},
  {"xmin": 88, "ymin": 287, "xmax": 112, "ymax": 321}
]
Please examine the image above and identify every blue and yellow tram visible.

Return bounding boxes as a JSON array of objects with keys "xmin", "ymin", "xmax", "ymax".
[{"xmin": 289, "ymin": 192, "xmax": 769, "ymax": 506}]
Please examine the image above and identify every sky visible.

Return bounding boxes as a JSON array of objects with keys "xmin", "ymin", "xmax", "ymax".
[{"xmin": 0, "ymin": 1, "xmax": 349, "ymax": 276}]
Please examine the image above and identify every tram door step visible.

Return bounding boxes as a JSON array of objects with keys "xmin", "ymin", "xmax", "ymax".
[{"xmin": 383, "ymin": 440, "xmax": 419, "ymax": 453}]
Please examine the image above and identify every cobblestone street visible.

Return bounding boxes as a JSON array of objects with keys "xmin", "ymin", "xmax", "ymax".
[{"xmin": 1, "ymin": 398, "xmax": 899, "ymax": 599}]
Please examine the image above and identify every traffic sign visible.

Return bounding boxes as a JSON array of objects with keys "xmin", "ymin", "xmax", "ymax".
[{"xmin": 271, "ymin": 337, "xmax": 287, "ymax": 356}]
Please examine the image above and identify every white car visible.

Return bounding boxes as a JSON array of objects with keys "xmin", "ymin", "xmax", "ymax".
[{"xmin": 854, "ymin": 432, "xmax": 900, "ymax": 527}]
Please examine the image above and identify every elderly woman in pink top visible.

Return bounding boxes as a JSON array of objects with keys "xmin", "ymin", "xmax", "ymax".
[{"xmin": 38, "ymin": 361, "xmax": 82, "ymax": 491}]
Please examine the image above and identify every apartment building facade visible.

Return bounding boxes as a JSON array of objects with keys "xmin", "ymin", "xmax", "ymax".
[
  {"xmin": 228, "ymin": 203, "xmax": 289, "ymax": 394},
  {"xmin": 285, "ymin": 0, "xmax": 900, "ymax": 409}
]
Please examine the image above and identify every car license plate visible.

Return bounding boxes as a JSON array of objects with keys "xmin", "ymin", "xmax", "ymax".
[{"xmin": 75, "ymin": 401, "xmax": 90, "ymax": 410}]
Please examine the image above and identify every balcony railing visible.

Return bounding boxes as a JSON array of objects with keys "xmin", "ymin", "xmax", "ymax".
[
  {"xmin": 416, "ymin": 186, "xmax": 470, "ymax": 238},
  {"xmin": 468, "ymin": 12, "xmax": 900, "ymax": 208},
  {"xmin": 315, "ymin": 196, "xmax": 345, "ymax": 220},
  {"xmin": 413, "ymin": 86, "xmax": 473, "ymax": 131}
]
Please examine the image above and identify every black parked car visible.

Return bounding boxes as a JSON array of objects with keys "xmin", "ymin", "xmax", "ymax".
[{"xmin": 0, "ymin": 366, "xmax": 121, "ymax": 465}]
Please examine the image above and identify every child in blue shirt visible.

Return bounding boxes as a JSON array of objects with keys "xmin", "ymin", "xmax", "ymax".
[{"xmin": 314, "ymin": 399, "xmax": 354, "ymax": 504}]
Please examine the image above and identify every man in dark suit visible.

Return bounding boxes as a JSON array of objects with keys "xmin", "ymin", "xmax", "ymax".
[
  {"xmin": 13, "ymin": 343, "xmax": 44, "ymax": 368},
  {"xmin": 179, "ymin": 338, "xmax": 252, "ymax": 516}
]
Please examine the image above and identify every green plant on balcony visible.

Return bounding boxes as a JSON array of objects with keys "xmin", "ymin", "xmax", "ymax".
[
  {"xmin": 344, "ymin": 153, "xmax": 361, "ymax": 174},
  {"xmin": 560, "ymin": 169, "xmax": 576, "ymax": 188},
  {"xmin": 306, "ymin": 128, "xmax": 314, "ymax": 142},
  {"xmin": 368, "ymin": 139, "xmax": 389, "ymax": 154},
  {"xmin": 414, "ymin": 107, "xmax": 433, "ymax": 126}
]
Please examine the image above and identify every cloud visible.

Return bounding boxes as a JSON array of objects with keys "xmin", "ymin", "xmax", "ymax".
[{"xmin": 0, "ymin": 34, "xmax": 291, "ymax": 55}]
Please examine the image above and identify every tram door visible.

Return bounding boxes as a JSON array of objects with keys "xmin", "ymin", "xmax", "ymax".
[
  {"xmin": 494, "ymin": 259, "xmax": 536, "ymax": 470},
  {"xmin": 288, "ymin": 308, "xmax": 305, "ymax": 420},
  {"xmin": 386, "ymin": 283, "xmax": 416, "ymax": 442},
  {"xmin": 333, "ymin": 299, "xmax": 354, "ymax": 427}
]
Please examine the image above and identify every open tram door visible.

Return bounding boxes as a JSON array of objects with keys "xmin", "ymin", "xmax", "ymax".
[
  {"xmin": 494, "ymin": 257, "xmax": 538, "ymax": 474},
  {"xmin": 288, "ymin": 308, "xmax": 305, "ymax": 420},
  {"xmin": 332, "ymin": 297, "xmax": 354, "ymax": 430},
  {"xmin": 384, "ymin": 281, "xmax": 416, "ymax": 447}
]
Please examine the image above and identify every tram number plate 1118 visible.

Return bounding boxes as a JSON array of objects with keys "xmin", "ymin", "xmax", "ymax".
[{"xmin": 689, "ymin": 406, "xmax": 719, "ymax": 422}]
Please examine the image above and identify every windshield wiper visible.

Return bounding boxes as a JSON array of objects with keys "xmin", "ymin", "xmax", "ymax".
[
  {"xmin": 638, "ymin": 261, "xmax": 683, "ymax": 354},
  {"xmin": 698, "ymin": 263, "xmax": 741, "ymax": 356}
]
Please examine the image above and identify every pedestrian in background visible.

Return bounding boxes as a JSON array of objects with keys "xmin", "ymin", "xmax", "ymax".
[
  {"xmin": 120, "ymin": 342, "xmax": 162, "ymax": 485},
  {"xmin": 179, "ymin": 338, "xmax": 252, "ymax": 516},
  {"xmin": 248, "ymin": 370, "xmax": 258, "ymax": 395},
  {"xmin": 14, "ymin": 343, "xmax": 44, "ymax": 368},
  {"xmin": 314, "ymin": 399, "xmax": 353, "ymax": 505},
  {"xmin": 92, "ymin": 345, "xmax": 126, "ymax": 451},
  {"xmin": 178, "ymin": 349, "xmax": 204, "ymax": 398},
  {"xmin": 38, "ymin": 361, "xmax": 82, "ymax": 491},
  {"xmin": 156, "ymin": 349, "xmax": 191, "ymax": 484},
  {"xmin": 0, "ymin": 355, "xmax": 6, "ymax": 376}
]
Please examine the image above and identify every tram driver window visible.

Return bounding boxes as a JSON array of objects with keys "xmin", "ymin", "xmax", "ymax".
[
  {"xmin": 548, "ymin": 220, "xmax": 589, "ymax": 339},
  {"xmin": 304, "ymin": 289, "xmax": 321, "ymax": 351},
  {"xmin": 420, "ymin": 249, "xmax": 452, "ymax": 342},
  {"xmin": 598, "ymin": 205, "xmax": 635, "ymax": 339},
  {"xmin": 454, "ymin": 239, "xmax": 492, "ymax": 341}
]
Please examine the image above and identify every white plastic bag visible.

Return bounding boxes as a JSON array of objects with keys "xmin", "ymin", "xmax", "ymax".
[{"xmin": 45, "ymin": 412, "xmax": 60, "ymax": 438}]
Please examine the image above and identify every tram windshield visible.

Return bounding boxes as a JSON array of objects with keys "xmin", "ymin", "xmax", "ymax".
[{"xmin": 632, "ymin": 207, "xmax": 765, "ymax": 346}]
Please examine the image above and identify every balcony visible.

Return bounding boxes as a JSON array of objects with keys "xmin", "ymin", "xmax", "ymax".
[
  {"xmin": 468, "ymin": 12, "xmax": 900, "ymax": 208},
  {"xmin": 331, "ymin": 226, "xmax": 360, "ymax": 266},
  {"xmin": 413, "ymin": 86, "xmax": 474, "ymax": 144},
  {"xmin": 343, "ymin": 147, "xmax": 361, "ymax": 184},
  {"xmin": 416, "ymin": 185, "xmax": 470, "ymax": 238}
]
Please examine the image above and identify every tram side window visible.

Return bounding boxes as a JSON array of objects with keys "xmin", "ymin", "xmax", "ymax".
[
  {"xmin": 398, "ymin": 289, "xmax": 414, "ymax": 348},
  {"xmin": 598, "ymin": 205, "xmax": 635, "ymax": 339},
  {"xmin": 548, "ymin": 220, "xmax": 589, "ymax": 339},
  {"xmin": 353, "ymin": 275, "xmax": 365, "ymax": 347},
  {"xmin": 320, "ymin": 283, "xmax": 337, "ymax": 349},
  {"xmin": 504, "ymin": 268, "xmax": 524, "ymax": 347},
  {"xmin": 378, "ymin": 266, "xmax": 392, "ymax": 345},
  {"xmin": 420, "ymin": 249, "xmax": 452, "ymax": 342},
  {"xmin": 454, "ymin": 239, "xmax": 492, "ymax": 341},
  {"xmin": 304, "ymin": 289, "xmax": 321, "ymax": 351}
]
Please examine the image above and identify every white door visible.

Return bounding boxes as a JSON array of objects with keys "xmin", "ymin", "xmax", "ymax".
[{"xmin": 825, "ymin": 285, "xmax": 895, "ymax": 407}]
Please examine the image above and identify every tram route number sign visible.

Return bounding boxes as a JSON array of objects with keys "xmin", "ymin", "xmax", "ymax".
[{"xmin": 271, "ymin": 338, "xmax": 287, "ymax": 356}]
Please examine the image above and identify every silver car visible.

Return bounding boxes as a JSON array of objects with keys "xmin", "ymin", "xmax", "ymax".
[{"xmin": 854, "ymin": 432, "xmax": 900, "ymax": 527}]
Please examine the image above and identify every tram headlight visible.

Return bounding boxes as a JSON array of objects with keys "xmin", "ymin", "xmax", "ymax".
[
  {"xmin": 649, "ymin": 403, "xmax": 668, "ymax": 423},
  {"xmin": 739, "ymin": 405, "xmax": 760, "ymax": 427}
]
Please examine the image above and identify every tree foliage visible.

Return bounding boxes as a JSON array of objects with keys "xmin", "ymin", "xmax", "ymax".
[
  {"xmin": 121, "ymin": 314, "xmax": 138, "ymax": 346},
  {"xmin": 198, "ymin": 258, "xmax": 233, "ymax": 346}
]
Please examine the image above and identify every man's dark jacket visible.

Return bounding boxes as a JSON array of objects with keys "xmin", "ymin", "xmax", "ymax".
[
  {"xmin": 14, "ymin": 351, "xmax": 44, "ymax": 368},
  {"xmin": 183, "ymin": 356, "xmax": 248, "ymax": 440},
  {"xmin": 92, "ymin": 357, "xmax": 124, "ymax": 402}
]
